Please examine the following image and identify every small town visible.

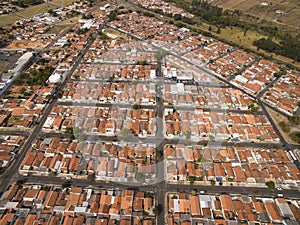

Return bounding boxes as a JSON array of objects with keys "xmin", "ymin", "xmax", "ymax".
[{"xmin": 0, "ymin": 0, "xmax": 299, "ymax": 224}]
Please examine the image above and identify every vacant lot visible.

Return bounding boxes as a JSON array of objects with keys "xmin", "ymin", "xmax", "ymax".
[
  {"xmin": 46, "ymin": 24, "xmax": 70, "ymax": 35},
  {"xmin": 103, "ymin": 28, "xmax": 129, "ymax": 40},
  {"xmin": 58, "ymin": 15, "xmax": 81, "ymax": 25},
  {"xmin": 6, "ymin": 40, "xmax": 49, "ymax": 50}
]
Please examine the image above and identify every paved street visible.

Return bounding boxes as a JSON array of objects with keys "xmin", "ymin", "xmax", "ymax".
[{"xmin": 15, "ymin": 175, "xmax": 300, "ymax": 200}]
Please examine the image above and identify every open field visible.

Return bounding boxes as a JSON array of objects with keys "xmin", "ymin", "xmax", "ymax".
[
  {"xmin": 209, "ymin": 25, "xmax": 300, "ymax": 66},
  {"xmin": 102, "ymin": 28, "xmax": 129, "ymax": 40},
  {"xmin": 279, "ymin": 7, "xmax": 300, "ymax": 27},
  {"xmin": 211, "ymin": 0, "xmax": 300, "ymax": 28},
  {"xmin": 58, "ymin": 15, "xmax": 81, "ymax": 25},
  {"xmin": 219, "ymin": 26, "xmax": 267, "ymax": 48},
  {"xmin": 46, "ymin": 24, "xmax": 70, "ymax": 35},
  {"xmin": 0, "ymin": 14, "xmax": 20, "ymax": 26},
  {"xmin": 15, "ymin": 4, "xmax": 56, "ymax": 18}
]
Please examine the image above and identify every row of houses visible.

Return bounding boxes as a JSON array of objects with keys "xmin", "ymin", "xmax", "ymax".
[
  {"xmin": 43, "ymin": 106, "xmax": 156, "ymax": 138},
  {"xmin": 61, "ymin": 81, "xmax": 156, "ymax": 105},
  {"xmin": 232, "ymin": 59, "xmax": 281, "ymax": 95},
  {"xmin": 164, "ymin": 83, "xmax": 254, "ymax": 109},
  {"xmin": 74, "ymin": 62, "xmax": 157, "ymax": 81},
  {"xmin": 164, "ymin": 109, "xmax": 279, "ymax": 142},
  {"xmin": 168, "ymin": 193, "xmax": 300, "ymax": 224},
  {"xmin": 183, "ymin": 41, "xmax": 235, "ymax": 64},
  {"xmin": 165, "ymin": 144, "xmax": 299, "ymax": 187},
  {"xmin": 0, "ymin": 184, "xmax": 156, "ymax": 225},
  {"xmin": 109, "ymin": 12, "xmax": 191, "ymax": 45},
  {"xmin": 138, "ymin": 0, "xmax": 194, "ymax": 18},
  {"xmin": 0, "ymin": 135, "xmax": 24, "ymax": 171},
  {"xmin": 0, "ymin": 86, "xmax": 55, "ymax": 128},
  {"xmin": 208, "ymin": 49, "xmax": 256, "ymax": 78},
  {"xmin": 265, "ymin": 70, "xmax": 300, "ymax": 115},
  {"xmin": 20, "ymin": 137, "xmax": 157, "ymax": 182}
]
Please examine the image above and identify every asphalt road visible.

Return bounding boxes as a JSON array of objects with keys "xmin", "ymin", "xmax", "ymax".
[
  {"xmin": 58, "ymin": 100, "xmax": 263, "ymax": 115},
  {"xmin": 0, "ymin": 130, "xmax": 29, "ymax": 137},
  {"xmin": 18, "ymin": 175, "xmax": 300, "ymax": 200}
]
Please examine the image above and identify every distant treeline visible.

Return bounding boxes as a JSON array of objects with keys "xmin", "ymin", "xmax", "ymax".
[
  {"xmin": 11, "ymin": 0, "xmax": 44, "ymax": 8},
  {"xmin": 162, "ymin": 0, "xmax": 300, "ymax": 62},
  {"xmin": 254, "ymin": 37, "xmax": 300, "ymax": 62}
]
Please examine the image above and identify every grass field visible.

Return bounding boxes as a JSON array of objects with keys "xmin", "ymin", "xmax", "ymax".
[
  {"xmin": 58, "ymin": 15, "xmax": 81, "ymax": 25},
  {"xmin": 47, "ymin": 24, "xmax": 70, "ymax": 34},
  {"xmin": 219, "ymin": 26, "xmax": 267, "ymax": 48},
  {"xmin": 15, "ymin": 4, "xmax": 56, "ymax": 18},
  {"xmin": 0, "ymin": 14, "xmax": 21, "ymax": 26}
]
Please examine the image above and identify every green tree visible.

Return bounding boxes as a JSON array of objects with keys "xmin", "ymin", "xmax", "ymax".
[
  {"xmin": 153, "ymin": 204, "xmax": 162, "ymax": 216},
  {"xmin": 142, "ymin": 211, "xmax": 149, "ymax": 219},
  {"xmin": 265, "ymin": 181, "xmax": 275, "ymax": 189},
  {"xmin": 133, "ymin": 104, "xmax": 142, "ymax": 110},
  {"xmin": 62, "ymin": 182, "xmax": 71, "ymax": 189},
  {"xmin": 188, "ymin": 176, "xmax": 196, "ymax": 185},
  {"xmin": 290, "ymin": 131, "xmax": 300, "ymax": 143},
  {"xmin": 191, "ymin": 189, "xmax": 197, "ymax": 195}
]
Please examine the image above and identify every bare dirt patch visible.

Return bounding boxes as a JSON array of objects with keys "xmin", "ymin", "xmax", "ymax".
[{"xmin": 6, "ymin": 40, "xmax": 50, "ymax": 50}]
